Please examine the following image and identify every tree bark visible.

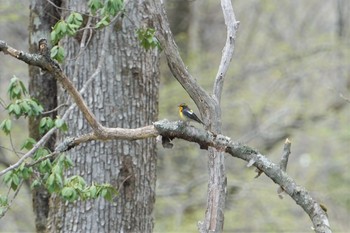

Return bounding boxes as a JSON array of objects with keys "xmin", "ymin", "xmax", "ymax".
[
  {"xmin": 47, "ymin": 1, "xmax": 159, "ymax": 232},
  {"xmin": 28, "ymin": 1, "xmax": 60, "ymax": 232}
]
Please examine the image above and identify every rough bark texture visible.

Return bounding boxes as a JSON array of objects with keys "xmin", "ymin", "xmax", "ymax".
[
  {"xmin": 28, "ymin": 1, "xmax": 60, "ymax": 232},
  {"xmin": 47, "ymin": 1, "xmax": 159, "ymax": 232}
]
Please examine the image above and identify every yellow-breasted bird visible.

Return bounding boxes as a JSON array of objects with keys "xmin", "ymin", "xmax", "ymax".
[{"xmin": 178, "ymin": 103, "xmax": 204, "ymax": 125}]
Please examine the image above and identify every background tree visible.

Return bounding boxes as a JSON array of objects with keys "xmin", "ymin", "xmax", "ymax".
[{"xmin": 28, "ymin": 1, "xmax": 60, "ymax": 231}]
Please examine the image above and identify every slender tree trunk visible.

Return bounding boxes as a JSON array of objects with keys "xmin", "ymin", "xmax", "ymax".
[
  {"xmin": 28, "ymin": 1, "xmax": 60, "ymax": 232},
  {"xmin": 47, "ymin": 1, "xmax": 159, "ymax": 232}
]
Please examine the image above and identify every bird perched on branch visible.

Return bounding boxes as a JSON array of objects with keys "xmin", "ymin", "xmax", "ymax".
[
  {"xmin": 178, "ymin": 103, "xmax": 204, "ymax": 125},
  {"xmin": 38, "ymin": 38, "xmax": 50, "ymax": 58},
  {"xmin": 38, "ymin": 38, "xmax": 61, "ymax": 70}
]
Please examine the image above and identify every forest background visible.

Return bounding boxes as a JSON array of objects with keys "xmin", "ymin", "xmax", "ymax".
[{"xmin": 0, "ymin": 0, "xmax": 349, "ymax": 232}]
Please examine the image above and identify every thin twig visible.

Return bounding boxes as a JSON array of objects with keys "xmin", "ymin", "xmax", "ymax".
[
  {"xmin": 42, "ymin": 103, "xmax": 68, "ymax": 115},
  {"xmin": 0, "ymin": 145, "xmax": 25, "ymax": 155},
  {"xmin": 0, "ymin": 181, "xmax": 23, "ymax": 219},
  {"xmin": 8, "ymin": 133, "xmax": 20, "ymax": 159},
  {"xmin": 27, "ymin": 152, "xmax": 58, "ymax": 167},
  {"xmin": 339, "ymin": 93, "xmax": 350, "ymax": 103}
]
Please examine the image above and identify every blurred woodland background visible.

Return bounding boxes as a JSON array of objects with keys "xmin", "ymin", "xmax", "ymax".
[{"xmin": 0, "ymin": 0, "xmax": 349, "ymax": 232}]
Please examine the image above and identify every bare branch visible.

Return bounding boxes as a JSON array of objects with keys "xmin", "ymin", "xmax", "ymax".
[
  {"xmin": 213, "ymin": 0, "xmax": 239, "ymax": 102},
  {"xmin": 153, "ymin": 120, "xmax": 331, "ymax": 233},
  {"xmin": 277, "ymin": 138, "xmax": 291, "ymax": 198},
  {"xmin": 279, "ymin": 138, "xmax": 291, "ymax": 172},
  {"xmin": 54, "ymin": 125, "xmax": 159, "ymax": 152},
  {"xmin": 0, "ymin": 116, "xmax": 331, "ymax": 231}
]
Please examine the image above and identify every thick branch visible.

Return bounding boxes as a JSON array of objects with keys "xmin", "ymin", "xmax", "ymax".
[
  {"xmin": 0, "ymin": 116, "xmax": 331, "ymax": 232},
  {"xmin": 154, "ymin": 120, "xmax": 331, "ymax": 233},
  {"xmin": 55, "ymin": 125, "xmax": 159, "ymax": 151}
]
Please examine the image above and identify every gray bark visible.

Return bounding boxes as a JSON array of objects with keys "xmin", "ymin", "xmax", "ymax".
[
  {"xmin": 47, "ymin": 1, "xmax": 159, "ymax": 232},
  {"xmin": 28, "ymin": 1, "xmax": 60, "ymax": 232}
]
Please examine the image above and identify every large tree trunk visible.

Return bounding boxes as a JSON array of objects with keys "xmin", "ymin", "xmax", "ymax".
[
  {"xmin": 47, "ymin": 1, "xmax": 159, "ymax": 232},
  {"xmin": 28, "ymin": 1, "xmax": 60, "ymax": 232}
]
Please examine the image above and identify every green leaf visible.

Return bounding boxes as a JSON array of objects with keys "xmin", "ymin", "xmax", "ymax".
[
  {"xmin": 3, "ymin": 171, "xmax": 13, "ymax": 186},
  {"xmin": 30, "ymin": 179, "xmax": 42, "ymax": 190},
  {"xmin": 103, "ymin": 0, "xmax": 124, "ymax": 16},
  {"xmin": 0, "ymin": 119, "xmax": 12, "ymax": 135},
  {"xmin": 38, "ymin": 159, "xmax": 52, "ymax": 173},
  {"xmin": 39, "ymin": 117, "xmax": 55, "ymax": 134},
  {"xmin": 74, "ymin": 13, "xmax": 83, "ymax": 23},
  {"xmin": 51, "ymin": 30, "xmax": 57, "ymax": 45},
  {"xmin": 61, "ymin": 187, "xmax": 77, "ymax": 201},
  {"xmin": 55, "ymin": 173, "xmax": 63, "ymax": 187},
  {"xmin": 51, "ymin": 46, "xmax": 65, "ymax": 62},
  {"xmin": 46, "ymin": 174, "xmax": 55, "ymax": 191},
  {"xmin": 7, "ymin": 103, "xmax": 22, "ymax": 117},
  {"xmin": 55, "ymin": 118, "xmax": 68, "ymax": 132},
  {"xmin": 95, "ymin": 16, "xmax": 110, "ymax": 29},
  {"xmin": 19, "ymin": 100, "xmax": 31, "ymax": 113},
  {"xmin": 88, "ymin": 0, "xmax": 103, "ymax": 15},
  {"xmin": 7, "ymin": 76, "xmax": 27, "ymax": 100},
  {"xmin": 101, "ymin": 188, "xmax": 108, "ymax": 198},
  {"xmin": 51, "ymin": 45, "xmax": 58, "ymax": 58},
  {"xmin": 58, "ymin": 21, "xmax": 67, "ymax": 34},
  {"xmin": 52, "ymin": 46, "xmax": 65, "ymax": 63},
  {"xmin": 66, "ymin": 13, "xmax": 74, "ymax": 24},
  {"xmin": 3, "ymin": 171, "xmax": 20, "ymax": 191},
  {"xmin": 21, "ymin": 137, "xmax": 37, "ymax": 150},
  {"xmin": 0, "ymin": 195, "xmax": 8, "ymax": 206},
  {"xmin": 51, "ymin": 20, "xmax": 67, "ymax": 44},
  {"xmin": 17, "ymin": 164, "xmax": 33, "ymax": 180},
  {"xmin": 39, "ymin": 117, "xmax": 47, "ymax": 128},
  {"xmin": 35, "ymin": 148, "xmax": 50, "ymax": 160},
  {"xmin": 136, "ymin": 28, "xmax": 160, "ymax": 51},
  {"xmin": 88, "ymin": 184, "xmax": 97, "ymax": 198},
  {"xmin": 67, "ymin": 12, "xmax": 83, "ymax": 28},
  {"xmin": 62, "ymin": 155, "xmax": 74, "ymax": 168}
]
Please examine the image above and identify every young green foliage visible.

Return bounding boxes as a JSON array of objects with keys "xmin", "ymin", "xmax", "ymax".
[
  {"xmin": 136, "ymin": 28, "xmax": 161, "ymax": 51},
  {"xmin": 7, "ymin": 76, "xmax": 27, "ymax": 100},
  {"xmin": 50, "ymin": 45, "xmax": 65, "ymax": 63},
  {"xmin": 55, "ymin": 117, "xmax": 68, "ymax": 132},
  {"xmin": 0, "ymin": 195, "xmax": 9, "ymax": 217},
  {"xmin": 50, "ymin": 12, "xmax": 83, "ymax": 62},
  {"xmin": 0, "ymin": 119, "xmax": 11, "ymax": 135},
  {"xmin": 3, "ymin": 163, "xmax": 33, "ymax": 191},
  {"xmin": 89, "ymin": 0, "xmax": 124, "ymax": 29},
  {"xmin": 1, "ymin": 77, "xmax": 44, "ymax": 135},
  {"xmin": 39, "ymin": 117, "xmax": 55, "ymax": 135}
]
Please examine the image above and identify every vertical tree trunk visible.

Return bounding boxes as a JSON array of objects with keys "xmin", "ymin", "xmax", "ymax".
[
  {"xmin": 47, "ymin": 1, "xmax": 159, "ymax": 232},
  {"xmin": 28, "ymin": 1, "xmax": 60, "ymax": 232}
]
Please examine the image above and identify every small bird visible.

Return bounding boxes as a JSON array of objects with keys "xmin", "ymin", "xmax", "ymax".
[
  {"xmin": 38, "ymin": 38, "xmax": 49, "ymax": 57},
  {"xmin": 178, "ymin": 103, "xmax": 204, "ymax": 125}
]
